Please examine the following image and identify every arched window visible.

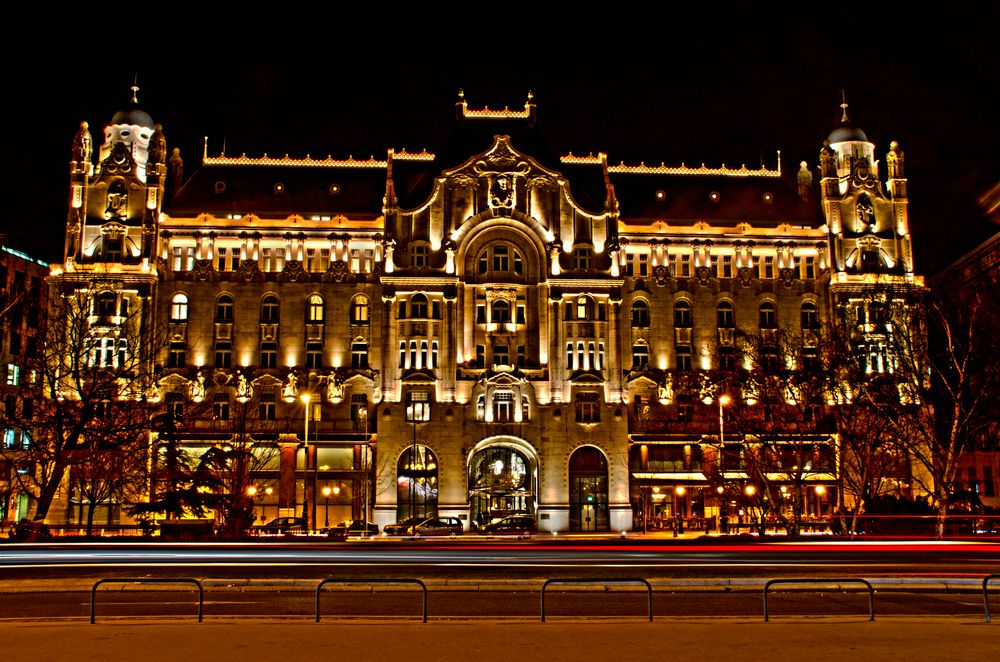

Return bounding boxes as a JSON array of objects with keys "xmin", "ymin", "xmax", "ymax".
[
  {"xmin": 478, "ymin": 243, "xmax": 525, "ymax": 277},
  {"xmin": 492, "ymin": 300, "xmax": 510, "ymax": 323},
  {"xmin": 170, "ymin": 293, "xmax": 189, "ymax": 322},
  {"xmin": 800, "ymin": 302, "xmax": 819, "ymax": 329},
  {"xmin": 350, "ymin": 295, "xmax": 370, "ymax": 324},
  {"xmin": 397, "ymin": 445, "xmax": 438, "ymax": 521},
  {"xmin": 577, "ymin": 296, "xmax": 594, "ymax": 321},
  {"xmin": 674, "ymin": 300, "xmax": 692, "ymax": 328},
  {"xmin": 307, "ymin": 294, "xmax": 324, "ymax": 323},
  {"xmin": 759, "ymin": 301, "xmax": 777, "ymax": 329},
  {"xmin": 717, "ymin": 301, "xmax": 735, "ymax": 328},
  {"xmin": 631, "ymin": 300, "xmax": 650, "ymax": 327},
  {"xmin": 261, "ymin": 294, "xmax": 280, "ymax": 323},
  {"xmin": 410, "ymin": 294, "xmax": 428, "ymax": 319},
  {"xmin": 215, "ymin": 294, "xmax": 234, "ymax": 322}
]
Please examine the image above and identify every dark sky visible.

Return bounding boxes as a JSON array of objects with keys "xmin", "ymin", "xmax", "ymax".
[{"xmin": 5, "ymin": 5, "xmax": 997, "ymax": 275}]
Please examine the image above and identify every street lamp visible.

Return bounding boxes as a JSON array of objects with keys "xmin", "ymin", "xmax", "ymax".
[
  {"xmin": 322, "ymin": 485, "xmax": 331, "ymax": 528},
  {"xmin": 717, "ymin": 394, "xmax": 731, "ymax": 533}
]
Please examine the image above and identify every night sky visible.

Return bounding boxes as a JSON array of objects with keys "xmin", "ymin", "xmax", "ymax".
[{"xmin": 5, "ymin": 6, "xmax": 997, "ymax": 275}]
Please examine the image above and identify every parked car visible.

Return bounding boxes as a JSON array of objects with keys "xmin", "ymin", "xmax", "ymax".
[
  {"xmin": 8, "ymin": 519, "xmax": 53, "ymax": 542},
  {"xmin": 480, "ymin": 515, "xmax": 537, "ymax": 535},
  {"xmin": 256, "ymin": 516, "xmax": 307, "ymax": 535},
  {"xmin": 326, "ymin": 519, "xmax": 379, "ymax": 541},
  {"xmin": 383, "ymin": 516, "xmax": 430, "ymax": 536},
  {"xmin": 412, "ymin": 517, "xmax": 463, "ymax": 536}
]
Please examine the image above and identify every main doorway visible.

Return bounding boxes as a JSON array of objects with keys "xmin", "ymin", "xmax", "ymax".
[{"xmin": 468, "ymin": 441, "xmax": 537, "ymax": 530}]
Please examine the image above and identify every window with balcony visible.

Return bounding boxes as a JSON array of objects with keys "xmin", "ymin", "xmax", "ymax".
[
  {"xmin": 214, "ymin": 342, "xmax": 232, "ymax": 368},
  {"xmin": 675, "ymin": 346, "xmax": 692, "ymax": 371},
  {"xmin": 261, "ymin": 247, "xmax": 285, "ymax": 272},
  {"xmin": 492, "ymin": 300, "xmax": 510, "ymax": 324},
  {"xmin": 410, "ymin": 294, "xmax": 428, "ymax": 319},
  {"xmin": 258, "ymin": 389, "xmax": 276, "ymax": 420},
  {"xmin": 718, "ymin": 254, "xmax": 734, "ymax": 278},
  {"xmin": 492, "ymin": 391, "xmax": 514, "ymax": 422},
  {"xmin": 626, "ymin": 251, "xmax": 649, "ymax": 277},
  {"xmin": 306, "ymin": 343, "xmax": 323, "ymax": 369},
  {"xmin": 349, "ymin": 248, "xmax": 373, "ymax": 273},
  {"xmin": 493, "ymin": 344, "xmax": 510, "ymax": 367},
  {"xmin": 167, "ymin": 341, "xmax": 186, "ymax": 368}
]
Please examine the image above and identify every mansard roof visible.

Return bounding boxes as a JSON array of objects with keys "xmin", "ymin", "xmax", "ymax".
[{"xmin": 165, "ymin": 161, "xmax": 389, "ymax": 219}]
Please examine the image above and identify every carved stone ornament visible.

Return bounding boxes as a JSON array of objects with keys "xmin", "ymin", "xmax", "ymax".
[
  {"xmin": 528, "ymin": 175, "xmax": 556, "ymax": 192},
  {"xmin": 238, "ymin": 258, "xmax": 260, "ymax": 282},
  {"xmin": 779, "ymin": 267, "xmax": 796, "ymax": 288},
  {"xmin": 850, "ymin": 158, "xmax": 877, "ymax": 190},
  {"xmin": 193, "ymin": 259, "xmax": 213, "ymax": 281},
  {"xmin": 323, "ymin": 259, "xmax": 349, "ymax": 283},
  {"xmin": 103, "ymin": 141, "xmax": 135, "ymax": 176},
  {"xmin": 737, "ymin": 266, "xmax": 754, "ymax": 288},
  {"xmin": 280, "ymin": 259, "xmax": 306, "ymax": 282},
  {"xmin": 652, "ymin": 264, "xmax": 670, "ymax": 287},
  {"xmin": 695, "ymin": 265, "xmax": 712, "ymax": 287}
]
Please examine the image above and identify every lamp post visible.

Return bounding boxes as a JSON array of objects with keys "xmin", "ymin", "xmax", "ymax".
[
  {"xmin": 322, "ymin": 485, "xmax": 331, "ymax": 528},
  {"xmin": 717, "ymin": 394, "xmax": 731, "ymax": 534},
  {"xmin": 300, "ymin": 393, "xmax": 312, "ymax": 532},
  {"xmin": 358, "ymin": 407, "xmax": 370, "ymax": 536}
]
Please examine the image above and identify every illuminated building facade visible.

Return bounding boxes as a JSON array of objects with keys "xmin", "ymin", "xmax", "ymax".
[
  {"xmin": 46, "ymin": 91, "xmax": 925, "ymax": 532},
  {"xmin": 0, "ymin": 244, "xmax": 49, "ymax": 524}
]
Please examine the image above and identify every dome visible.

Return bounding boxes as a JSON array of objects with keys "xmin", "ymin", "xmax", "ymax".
[
  {"xmin": 110, "ymin": 105, "xmax": 154, "ymax": 129},
  {"xmin": 828, "ymin": 121, "xmax": 868, "ymax": 144}
]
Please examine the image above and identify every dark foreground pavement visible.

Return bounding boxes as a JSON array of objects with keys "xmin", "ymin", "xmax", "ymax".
[{"xmin": 4, "ymin": 617, "xmax": 998, "ymax": 662}]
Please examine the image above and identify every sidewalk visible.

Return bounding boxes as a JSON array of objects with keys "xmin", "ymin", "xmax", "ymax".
[{"xmin": 4, "ymin": 617, "xmax": 997, "ymax": 662}]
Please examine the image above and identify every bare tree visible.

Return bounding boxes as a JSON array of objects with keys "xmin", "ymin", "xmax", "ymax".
[
  {"xmin": 1, "ymin": 280, "xmax": 161, "ymax": 523},
  {"xmin": 888, "ymin": 291, "xmax": 999, "ymax": 537}
]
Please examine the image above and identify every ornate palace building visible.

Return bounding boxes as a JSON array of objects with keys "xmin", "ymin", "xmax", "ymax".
[{"xmin": 44, "ymin": 91, "xmax": 925, "ymax": 533}]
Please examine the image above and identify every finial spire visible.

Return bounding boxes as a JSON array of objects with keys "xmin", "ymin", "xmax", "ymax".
[
  {"xmin": 131, "ymin": 73, "xmax": 140, "ymax": 104},
  {"xmin": 840, "ymin": 89, "xmax": 849, "ymax": 122}
]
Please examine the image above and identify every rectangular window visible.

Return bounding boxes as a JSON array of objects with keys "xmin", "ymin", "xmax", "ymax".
[
  {"xmin": 719, "ymin": 347, "xmax": 737, "ymax": 371},
  {"xmin": 677, "ymin": 254, "xmax": 692, "ymax": 278},
  {"xmin": 516, "ymin": 344, "xmax": 526, "ymax": 368},
  {"xmin": 476, "ymin": 302, "xmax": 486, "ymax": 324},
  {"xmin": 214, "ymin": 342, "xmax": 232, "ymax": 369},
  {"xmin": 677, "ymin": 403, "xmax": 694, "ymax": 422},
  {"xmin": 351, "ymin": 341, "xmax": 368, "ymax": 369},
  {"xmin": 213, "ymin": 392, "xmax": 230, "ymax": 421},
  {"xmin": 984, "ymin": 467, "xmax": 995, "ymax": 498},
  {"xmin": 431, "ymin": 341, "xmax": 439, "ymax": 369},
  {"xmin": 719, "ymin": 254, "xmax": 734, "ymax": 279},
  {"xmin": 399, "ymin": 341, "xmax": 407, "ymax": 369},
  {"xmin": 306, "ymin": 343, "xmax": 323, "ymax": 369},
  {"xmin": 626, "ymin": 252, "xmax": 649, "ymax": 277},
  {"xmin": 801, "ymin": 256, "xmax": 816, "ymax": 280},
  {"xmin": 406, "ymin": 391, "xmax": 431, "ymax": 422},
  {"xmin": 516, "ymin": 303, "xmax": 526, "ymax": 324},
  {"xmin": 167, "ymin": 341, "xmax": 186, "ymax": 368},
  {"xmin": 172, "ymin": 246, "xmax": 195, "ymax": 271},
  {"xmin": 476, "ymin": 344, "xmax": 485, "ymax": 368},
  {"xmin": 307, "ymin": 247, "xmax": 331, "ymax": 273},
  {"xmin": 632, "ymin": 343, "xmax": 649, "ymax": 367},
  {"xmin": 493, "ymin": 344, "xmax": 509, "ymax": 367},
  {"xmin": 411, "ymin": 245, "xmax": 429, "ymax": 268},
  {"xmin": 763, "ymin": 255, "xmax": 776, "ymax": 279},
  {"xmin": 258, "ymin": 389, "xmax": 276, "ymax": 420},
  {"xmin": 566, "ymin": 342, "xmax": 574, "ymax": 370},
  {"xmin": 261, "ymin": 247, "xmax": 285, "ymax": 272},
  {"xmin": 575, "ymin": 392, "xmax": 600, "ymax": 423},
  {"xmin": 216, "ymin": 246, "xmax": 239, "ymax": 271},
  {"xmin": 574, "ymin": 248, "xmax": 593, "ymax": 271},
  {"xmin": 675, "ymin": 346, "xmax": 692, "ymax": 371},
  {"xmin": 260, "ymin": 343, "xmax": 278, "ymax": 369},
  {"xmin": 166, "ymin": 392, "xmax": 183, "ymax": 421}
]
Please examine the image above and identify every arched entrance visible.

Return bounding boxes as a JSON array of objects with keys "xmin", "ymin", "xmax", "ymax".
[
  {"xmin": 569, "ymin": 446, "xmax": 609, "ymax": 531},
  {"xmin": 468, "ymin": 439, "xmax": 537, "ymax": 530},
  {"xmin": 396, "ymin": 445, "xmax": 438, "ymax": 521}
]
